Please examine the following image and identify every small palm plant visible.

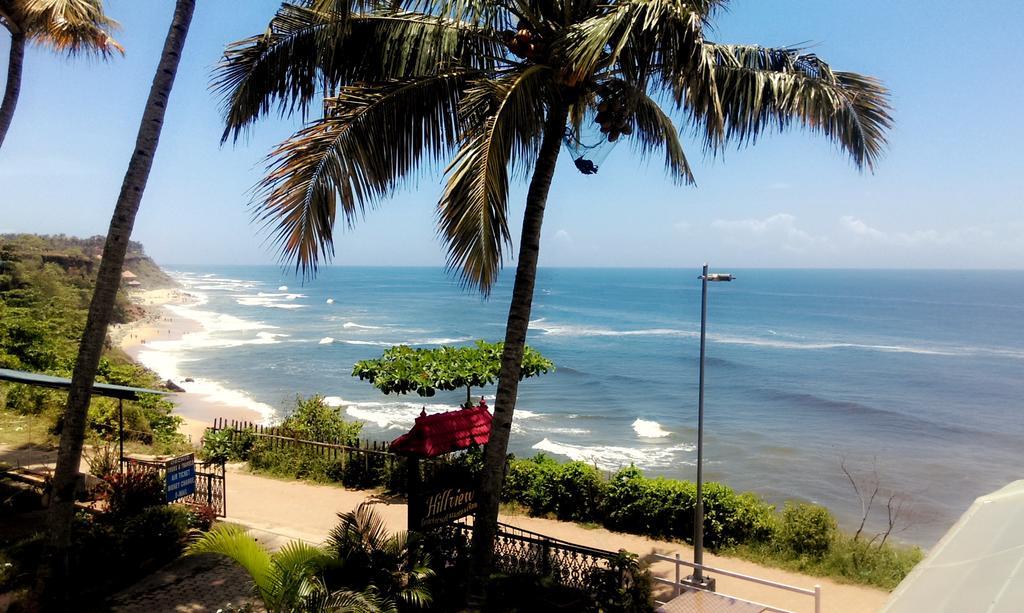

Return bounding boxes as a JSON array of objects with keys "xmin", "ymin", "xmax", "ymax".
[
  {"xmin": 187, "ymin": 523, "xmax": 334, "ymax": 612},
  {"xmin": 188, "ymin": 507, "xmax": 432, "ymax": 612},
  {"xmin": 324, "ymin": 503, "xmax": 435, "ymax": 611}
]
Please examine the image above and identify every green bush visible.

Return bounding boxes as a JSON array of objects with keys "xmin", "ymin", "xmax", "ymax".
[
  {"xmin": 120, "ymin": 505, "xmax": 191, "ymax": 564},
  {"xmin": 602, "ymin": 466, "xmax": 695, "ymax": 540},
  {"xmin": 546, "ymin": 461, "xmax": 606, "ymax": 522},
  {"xmin": 200, "ymin": 427, "xmax": 256, "ymax": 463},
  {"xmin": 101, "ymin": 468, "xmax": 166, "ymax": 518},
  {"xmin": 503, "ymin": 454, "xmax": 607, "ymax": 521},
  {"xmin": 280, "ymin": 395, "xmax": 362, "ymax": 444},
  {"xmin": 586, "ymin": 551, "xmax": 655, "ymax": 613},
  {"xmin": 778, "ymin": 502, "xmax": 836, "ymax": 557}
]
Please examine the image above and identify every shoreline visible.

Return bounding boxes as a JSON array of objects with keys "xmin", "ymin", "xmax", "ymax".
[{"xmin": 115, "ymin": 287, "xmax": 268, "ymax": 446}]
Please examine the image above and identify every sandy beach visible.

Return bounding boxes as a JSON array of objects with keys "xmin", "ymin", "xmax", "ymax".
[{"xmin": 114, "ymin": 288, "xmax": 266, "ymax": 445}]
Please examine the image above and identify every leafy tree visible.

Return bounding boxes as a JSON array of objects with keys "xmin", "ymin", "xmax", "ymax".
[
  {"xmin": 352, "ymin": 340, "xmax": 552, "ymax": 404},
  {"xmin": 216, "ymin": 0, "xmax": 891, "ymax": 578},
  {"xmin": 42, "ymin": 0, "xmax": 196, "ymax": 599},
  {"xmin": 281, "ymin": 394, "xmax": 363, "ymax": 444},
  {"xmin": 0, "ymin": 0, "xmax": 123, "ymax": 149}
]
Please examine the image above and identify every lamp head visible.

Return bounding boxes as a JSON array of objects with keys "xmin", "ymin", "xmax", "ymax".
[{"xmin": 702, "ymin": 273, "xmax": 734, "ymax": 282}]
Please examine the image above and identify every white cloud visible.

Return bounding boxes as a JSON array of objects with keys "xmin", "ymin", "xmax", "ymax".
[
  {"xmin": 840, "ymin": 216, "xmax": 994, "ymax": 248},
  {"xmin": 712, "ymin": 213, "xmax": 827, "ymax": 253},
  {"xmin": 840, "ymin": 216, "xmax": 887, "ymax": 240},
  {"xmin": 553, "ymin": 229, "xmax": 572, "ymax": 242}
]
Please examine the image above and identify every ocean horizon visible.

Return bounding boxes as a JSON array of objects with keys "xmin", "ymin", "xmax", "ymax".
[{"xmin": 136, "ymin": 265, "xmax": 1024, "ymax": 548}]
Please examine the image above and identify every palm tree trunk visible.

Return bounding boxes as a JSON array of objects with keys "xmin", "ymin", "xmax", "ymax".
[
  {"xmin": 472, "ymin": 101, "xmax": 569, "ymax": 576},
  {"xmin": 0, "ymin": 31, "xmax": 25, "ymax": 150},
  {"xmin": 40, "ymin": 0, "xmax": 195, "ymax": 600}
]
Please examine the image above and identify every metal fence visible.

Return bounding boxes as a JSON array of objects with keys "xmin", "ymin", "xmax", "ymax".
[
  {"xmin": 435, "ymin": 520, "xmax": 630, "ymax": 592},
  {"xmin": 651, "ymin": 552, "xmax": 821, "ymax": 613},
  {"xmin": 121, "ymin": 457, "xmax": 227, "ymax": 517}
]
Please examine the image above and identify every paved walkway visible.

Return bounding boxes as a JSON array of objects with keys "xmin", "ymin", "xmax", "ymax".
[{"xmin": 108, "ymin": 554, "xmax": 263, "ymax": 613}]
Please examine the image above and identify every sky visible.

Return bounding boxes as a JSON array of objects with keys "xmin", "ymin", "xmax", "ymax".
[{"xmin": 1, "ymin": 0, "xmax": 1022, "ymax": 271}]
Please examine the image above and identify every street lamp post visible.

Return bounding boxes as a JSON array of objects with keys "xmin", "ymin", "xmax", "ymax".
[{"xmin": 687, "ymin": 263, "xmax": 733, "ymax": 590}]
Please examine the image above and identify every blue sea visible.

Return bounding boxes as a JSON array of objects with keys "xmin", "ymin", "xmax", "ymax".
[{"xmin": 139, "ymin": 266, "xmax": 1024, "ymax": 547}]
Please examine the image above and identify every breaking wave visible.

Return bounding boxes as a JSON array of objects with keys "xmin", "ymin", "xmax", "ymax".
[
  {"xmin": 532, "ymin": 438, "xmax": 694, "ymax": 470},
  {"xmin": 632, "ymin": 419, "xmax": 671, "ymax": 438}
]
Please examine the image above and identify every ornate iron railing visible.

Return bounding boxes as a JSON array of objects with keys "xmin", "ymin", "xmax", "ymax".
[
  {"xmin": 120, "ymin": 457, "xmax": 227, "ymax": 517},
  {"xmin": 437, "ymin": 520, "xmax": 628, "ymax": 591}
]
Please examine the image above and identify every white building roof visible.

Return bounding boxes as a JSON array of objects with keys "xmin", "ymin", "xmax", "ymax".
[{"xmin": 882, "ymin": 480, "xmax": 1024, "ymax": 612}]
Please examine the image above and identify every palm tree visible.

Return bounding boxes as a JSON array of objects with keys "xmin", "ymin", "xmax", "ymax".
[
  {"xmin": 0, "ymin": 0, "xmax": 123, "ymax": 149},
  {"xmin": 41, "ymin": 0, "xmax": 195, "ymax": 599},
  {"xmin": 214, "ymin": 0, "xmax": 892, "ymax": 578}
]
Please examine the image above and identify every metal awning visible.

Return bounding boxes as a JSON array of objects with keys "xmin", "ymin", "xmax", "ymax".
[{"xmin": 0, "ymin": 367, "xmax": 171, "ymax": 400}]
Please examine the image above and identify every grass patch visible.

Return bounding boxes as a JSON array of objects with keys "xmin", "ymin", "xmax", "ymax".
[
  {"xmin": 725, "ymin": 536, "xmax": 923, "ymax": 590},
  {"xmin": 0, "ymin": 410, "xmax": 55, "ymax": 448}
]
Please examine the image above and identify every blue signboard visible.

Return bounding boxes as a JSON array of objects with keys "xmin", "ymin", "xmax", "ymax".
[{"xmin": 165, "ymin": 453, "xmax": 196, "ymax": 502}]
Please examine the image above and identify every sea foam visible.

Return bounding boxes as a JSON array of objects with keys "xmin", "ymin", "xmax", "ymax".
[
  {"xmin": 343, "ymin": 321, "xmax": 381, "ymax": 330},
  {"xmin": 632, "ymin": 418, "xmax": 671, "ymax": 438},
  {"xmin": 532, "ymin": 438, "xmax": 694, "ymax": 470}
]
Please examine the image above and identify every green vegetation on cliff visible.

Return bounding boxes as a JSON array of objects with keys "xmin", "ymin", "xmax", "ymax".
[{"xmin": 0, "ymin": 234, "xmax": 183, "ymax": 449}]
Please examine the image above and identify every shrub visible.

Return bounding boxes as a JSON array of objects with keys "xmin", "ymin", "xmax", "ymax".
[
  {"xmin": 200, "ymin": 427, "xmax": 256, "ymax": 463},
  {"xmin": 778, "ymin": 502, "xmax": 836, "ymax": 557},
  {"xmin": 101, "ymin": 467, "xmax": 165, "ymax": 517},
  {"xmin": 547, "ymin": 461, "xmax": 606, "ymax": 522},
  {"xmin": 200, "ymin": 428, "xmax": 234, "ymax": 463},
  {"xmin": 120, "ymin": 505, "xmax": 191, "ymax": 564},
  {"xmin": 280, "ymin": 395, "xmax": 362, "ymax": 444},
  {"xmin": 85, "ymin": 443, "xmax": 118, "ymax": 481},
  {"xmin": 602, "ymin": 466, "xmax": 695, "ymax": 540},
  {"xmin": 185, "ymin": 503, "xmax": 218, "ymax": 532},
  {"xmin": 586, "ymin": 551, "xmax": 655, "ymax": 613}
]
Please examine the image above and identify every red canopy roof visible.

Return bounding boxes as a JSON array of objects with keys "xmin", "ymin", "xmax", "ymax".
[{"xmin": 389, "ymin": 406, "xmax": 492, "ymax": 458}]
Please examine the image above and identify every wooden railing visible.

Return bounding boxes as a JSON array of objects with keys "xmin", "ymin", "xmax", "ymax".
[{"xmin": 208, "ymin": 418, "xmax": 403, "ymax": 489}]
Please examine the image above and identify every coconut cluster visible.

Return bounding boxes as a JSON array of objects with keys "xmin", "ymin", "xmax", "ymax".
[
  {"xmin": 505, "ymin": 21, "xmax": 543, "ymax": 60},
  {"xmin": 595, "ymin": 94, "xmax": 633, "ymax": 143}
]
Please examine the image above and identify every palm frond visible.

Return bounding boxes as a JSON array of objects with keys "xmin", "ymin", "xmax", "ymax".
[
  {"xmin": 327, "ymin": 502, "xmax": 392, "ymax": 557},
  {"xmin": 318, "ymin": 586, "xmax": 399, "ymax": 613},
  {"xmin": 18, "ymin": 0, "xmax": 123, "ymax": 56},
  {"xmin": 253, "ymin": 70, "xmax": 475, "ymax": 278},
  {"xmin": 264, "ymin": 540, "xmax": 331, "ymax": 612},
  {"xmin": 186, "ymin": 524, "xmax": 273, "ymax": 598},
  {"xmin": 602, "ymin": 80, "xmax": 693, "ymax": 184},
  {"xmin": 561, "ymin": 0, "xmax": 721, "ymax": 82},
  {"xmin": 438, "ymin": 64, "xmax": 555, "ymax": 294},
  {"xmin": 687, "ymin": 43, "xmax": 893, "ymax": 170},
  {"xmin": 406, "ymin": 0, "xmax": 514, "ymax": 30},
  {"xmin": 214, "ymin": 3, "xmax": 500, "ymax": 142}
]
